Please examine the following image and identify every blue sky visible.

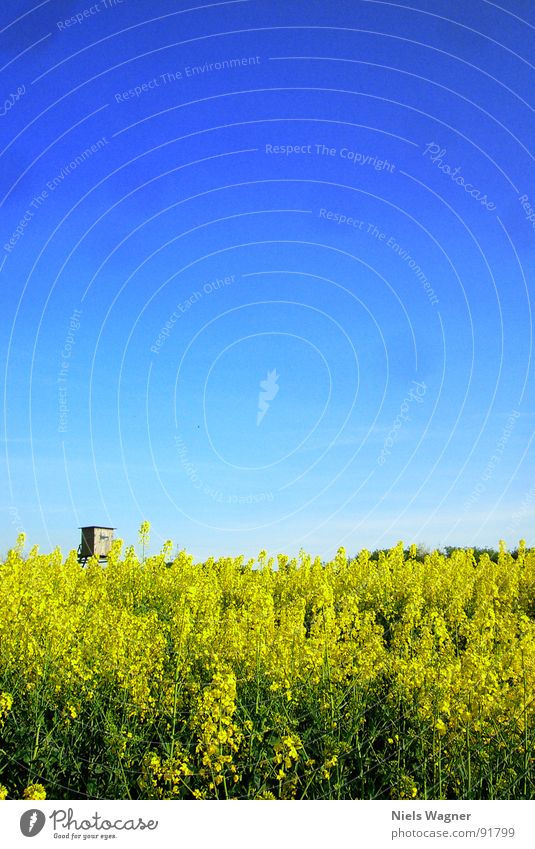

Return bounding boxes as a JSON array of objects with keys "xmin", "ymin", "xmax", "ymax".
[{"xmin": 1, "ymin": 0, "xmax": 534, "ymax": 560}]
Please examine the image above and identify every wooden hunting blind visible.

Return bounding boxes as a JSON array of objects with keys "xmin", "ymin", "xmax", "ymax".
[{"xmin": 78, "ymin": 526, "xmax": 115, "ymax": 562}]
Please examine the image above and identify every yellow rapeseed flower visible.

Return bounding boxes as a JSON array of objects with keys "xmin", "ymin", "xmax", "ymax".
[{"xmin": 23, "ymin": 784, "xmax": 46, "ymax": 800}]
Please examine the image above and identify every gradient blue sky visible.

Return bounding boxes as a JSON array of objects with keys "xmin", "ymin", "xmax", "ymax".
[{"xmin": 1, "ymin": 0, "xmax": 534, "ymax": 560}]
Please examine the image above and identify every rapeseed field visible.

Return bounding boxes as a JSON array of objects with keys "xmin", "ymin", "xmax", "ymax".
[{"xmin": 0, "ymin": 531, "xmax": 533, "ymax": 800}]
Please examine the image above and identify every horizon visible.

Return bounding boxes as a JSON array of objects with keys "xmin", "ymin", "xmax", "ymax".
[{"xmin": 2, "ymin": 528, "xmax": 529, "ymax": 566}]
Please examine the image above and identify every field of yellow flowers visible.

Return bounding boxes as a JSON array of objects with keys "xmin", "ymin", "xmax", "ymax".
[{"xmin": 0, "ymin": 532, "xmax": 534, "ymax": 800}]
